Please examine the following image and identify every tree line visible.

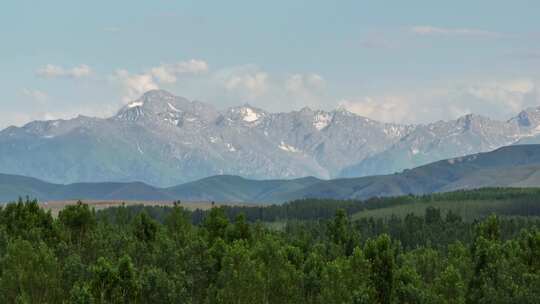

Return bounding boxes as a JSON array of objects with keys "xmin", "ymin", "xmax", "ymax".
[{"xmin": 99, "ymin": 187, "xmax": 540, "ymax": 224}]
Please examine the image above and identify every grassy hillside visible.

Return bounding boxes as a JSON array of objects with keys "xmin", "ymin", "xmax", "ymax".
[
  {"xmin": 352, "ymin": 187, "xmax": 540, "ymax": 221},
  {"xmin": 166, "ymin": 175, "xmax": 321, "ymax": 203}
]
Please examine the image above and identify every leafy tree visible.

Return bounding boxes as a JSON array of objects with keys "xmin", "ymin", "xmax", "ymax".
[
  {"xmin": 226, "ymin": 213, "xmax": 251, "ymax": 242},
  {"xmin": 132, "ymin": 211, "xmax": 159, "ymax": 243},
  {"xmin": 320, "ymin": 257, "xmax": 355, "ymax": 303},
  {"xmin": 328, "ymin": 209, "xmax": 349, "ymax": 245},
  {"xmin": 70, "ymin": 283, "xmax": 94, "ymax": 304},
  {"xmin": 0, "ymin": 239, "xmax": 61, "ymax": 303},
  {"xmin": 467, "ymin": 215, "xmax": 517, "ymax": 304},
  {"xmin": 253, "ymin": 237, "xmax": 303, "ymax": 303},
  {"xmin": 364, "ymin": 234, "xmax": 397, "ymax": 304},
  {"xmin": 216, "ymin": 241, "xmax": 265, "ymax": 304},
  {"xmin": 394, "ymin": 264, "xmax": 426, "ymax": 304},
  {"xmin": 116, "ymin": 255, "xmax": 140, "ymax": 303},
  {"xmin": 140, "ymin": 266, "xmax": 188, "ymax": 304},
  {"xmin": 518, "ymin": 229, "xmax": 540, "ymax": 273},
  {"xmin": 89, "ymin": 255, "xmax": 140, "ymax": 303},
  {"xmin": 434, "ymin": 265, "xmax": 465, "ymax": 304},
  {"xmin": 90, "ymin": 257, "xmax": 118, "ymax": 303},
  {"xmin": 203, "ymin": 207, "xmax": 229, "ymax": 242},
  {"xmin": 59, "ymin": 201, "xmax": 97, "ymax": 246},
  {"xmin": 0, "ymin": 197, "xmax": 56, "ymax": 243},
  {"xmin": 424, "ymin": 206, "xmax": 442, "ymax": 225},
  {"xmin": 165, "ymin": 204, "xmax": 191, "ymax": 241},
  {"xmin": 303, "ymin": 250, "xmax": 325, "ymax": 303}
]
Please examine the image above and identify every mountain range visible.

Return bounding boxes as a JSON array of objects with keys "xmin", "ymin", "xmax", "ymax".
[
  {"xmin": 1, "ymin": 144, "xmax": 540, "ymax": 203},
  {"xmin": 1, "ymin": 89, "xmax": 540, "ymax": 186}
]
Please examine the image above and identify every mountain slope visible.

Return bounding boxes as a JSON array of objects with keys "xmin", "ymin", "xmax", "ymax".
[
  {"xmin": 1, "ymin": 145, "xmax": 540, "ymax": 204},
  {"xmin": 167, "ymin": 175, "xmax": 321, "ymax": 202},
  {"xmin": 302, "ymin": 144, "xmax": 540, "ymax": 200},
  {"xmin": 340, "ymin": 113, "xmax": 534, "ymax": 177}
]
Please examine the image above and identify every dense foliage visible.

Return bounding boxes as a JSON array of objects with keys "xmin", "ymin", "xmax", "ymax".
[{"xmin": 1, "ymin": 195, "xmax": 540, "ymax": 303}]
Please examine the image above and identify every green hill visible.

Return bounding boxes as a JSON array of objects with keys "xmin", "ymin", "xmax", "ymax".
[{"xmin": 1, "ymin": 145, "xmax": 540, "ymax": 203}]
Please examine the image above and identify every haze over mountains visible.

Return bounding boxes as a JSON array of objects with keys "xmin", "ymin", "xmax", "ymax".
[
  {"xmin": 1, "ymin": 145, "xmax": 540, "ymax": 203},
  {"xmin": 1, "ymin": 89, "xmax": 540, "ymax": 187}
]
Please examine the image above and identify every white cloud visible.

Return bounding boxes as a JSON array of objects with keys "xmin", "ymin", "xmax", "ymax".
[
  {"xmin": 21, "ymin": 89, "xmax": 48, "ymax": 103},
  {"xmin": 150, "ymin": 59, "xmax": 208, "ymax": 84},
  {"xmin": 36, "ymin": 64, "xmax": 92, "ymax": 79},
  {"xmin": 460, "ymin": 79, "xmax": 537, "ymax": 113},
  {"xmin": 111, "ymin": 59, "xmax": 208, "ymax": 102},
  {"xmin": 1, "ymin": 112, "xmax": 33, "ymax": 128},
  {"xmin": 226, "ymin": 72, "xmax": 268, "ymax": 98},
  {"xmin": 284, "ymin": 73, "xmax": 327, "ymax": 108},
  {"xmin": 339, "ymin": 96, "xmax": 414, "ymax": 123},
  {"xmin": 411, "ymin": 26, "xmax": 500, "ymax": 38},
  {"xmin": 150, "ymin": 66, "xmax": 176, "ymax": 84},
  {"xmin": 216, "ymin": 65, "xmax": 269, "ymax": 99},
  {"xmin": 339, "ymin": 79, "xmax": 540, "ymax": 124},
  {"xmin": 105, "ymin": 59, "xmax": 538, "ymax": 125},
  {"xmin": 286, "ymin": 73, "xmax": 325, "ymax": 94},
  {"xmin": 112, "ymin": 70, "xmax": 159, "ymax": 102},
  {"xmin": 108, "ymin": 61, "xmax": 329, "ymax": 110}
]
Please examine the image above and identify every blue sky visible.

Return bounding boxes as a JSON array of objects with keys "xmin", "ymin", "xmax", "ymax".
[{"xmin": 1, "ymin": 0, "xmax": 540, "ymax": 128}]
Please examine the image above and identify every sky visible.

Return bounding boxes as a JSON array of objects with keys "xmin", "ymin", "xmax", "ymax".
[{"xmin": 1, "ymin": 0, "xmax": 540, "ymax": 128}]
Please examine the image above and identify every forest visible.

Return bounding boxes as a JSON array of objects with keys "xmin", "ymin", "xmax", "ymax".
[{"xmin": 0, "ymin": 189, "xmax": 540, "ymax": 303}]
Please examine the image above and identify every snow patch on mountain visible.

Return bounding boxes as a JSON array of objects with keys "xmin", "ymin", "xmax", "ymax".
[
  {"xmin": 128, "ymin": 101, "xmax": 144, "ymax": 108},
  {"xmin": 239, "ymin": 107, "xmax": 261, "ymax": 122},
  {"xmin": 279, "ymin": 141, "xmax": 301, "ymax": 153},
  {"xmin": 226, "ymin": 143, "xmax": 237, "ymax": 152},
  {"xmin": 164, "ymin": 117, "xmax": 179, "ymax": 126},
  {"xmin": 167, "ymin": 102, "xmax": 181, "ymax": 113},
  {"xmin": 383, "ymin": 125, "xmax": 409, "ymax": 138}
]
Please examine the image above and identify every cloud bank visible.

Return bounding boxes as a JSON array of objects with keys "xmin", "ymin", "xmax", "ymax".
[{"xmin": 37, "ymin": 64, "xmax": 92, "ymax": 79}]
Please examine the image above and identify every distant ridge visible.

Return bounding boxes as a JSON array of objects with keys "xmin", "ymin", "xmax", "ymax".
[
  {"xmin": 2, "ymin": 90, "xmax": 540, "ymax": 187},
  {"xmin": 1, "ymin": 145, "xmax": 540, "ymax": 204}
]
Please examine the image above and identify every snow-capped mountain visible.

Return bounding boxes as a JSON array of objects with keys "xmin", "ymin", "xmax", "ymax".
[
  {"xmin": 0, "ymin": 90, "xmax": 406, "ymax": 186},
  {"xmin": 0, "ymin": 89, "xmax": 538, "ymax": 186}
]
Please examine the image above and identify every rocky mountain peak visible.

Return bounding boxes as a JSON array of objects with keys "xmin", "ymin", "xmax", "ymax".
[
  {"xmin": 227, "ymin": 105, "xmax": 267, "ymax": 123},
  {"xmin": 510, "ymin": 106, "xmax": 540, "ymax": 129},
  {"xmin": 299, "ymin": 106, "xmax": 314, "ymax": 113},
  {"xmin": 116, "ymin": 90, "xmax": 217, "ymax": 125},
  {"xmin": 312, "ymin": 110, "xmax": 333, "ymax": 130}
]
